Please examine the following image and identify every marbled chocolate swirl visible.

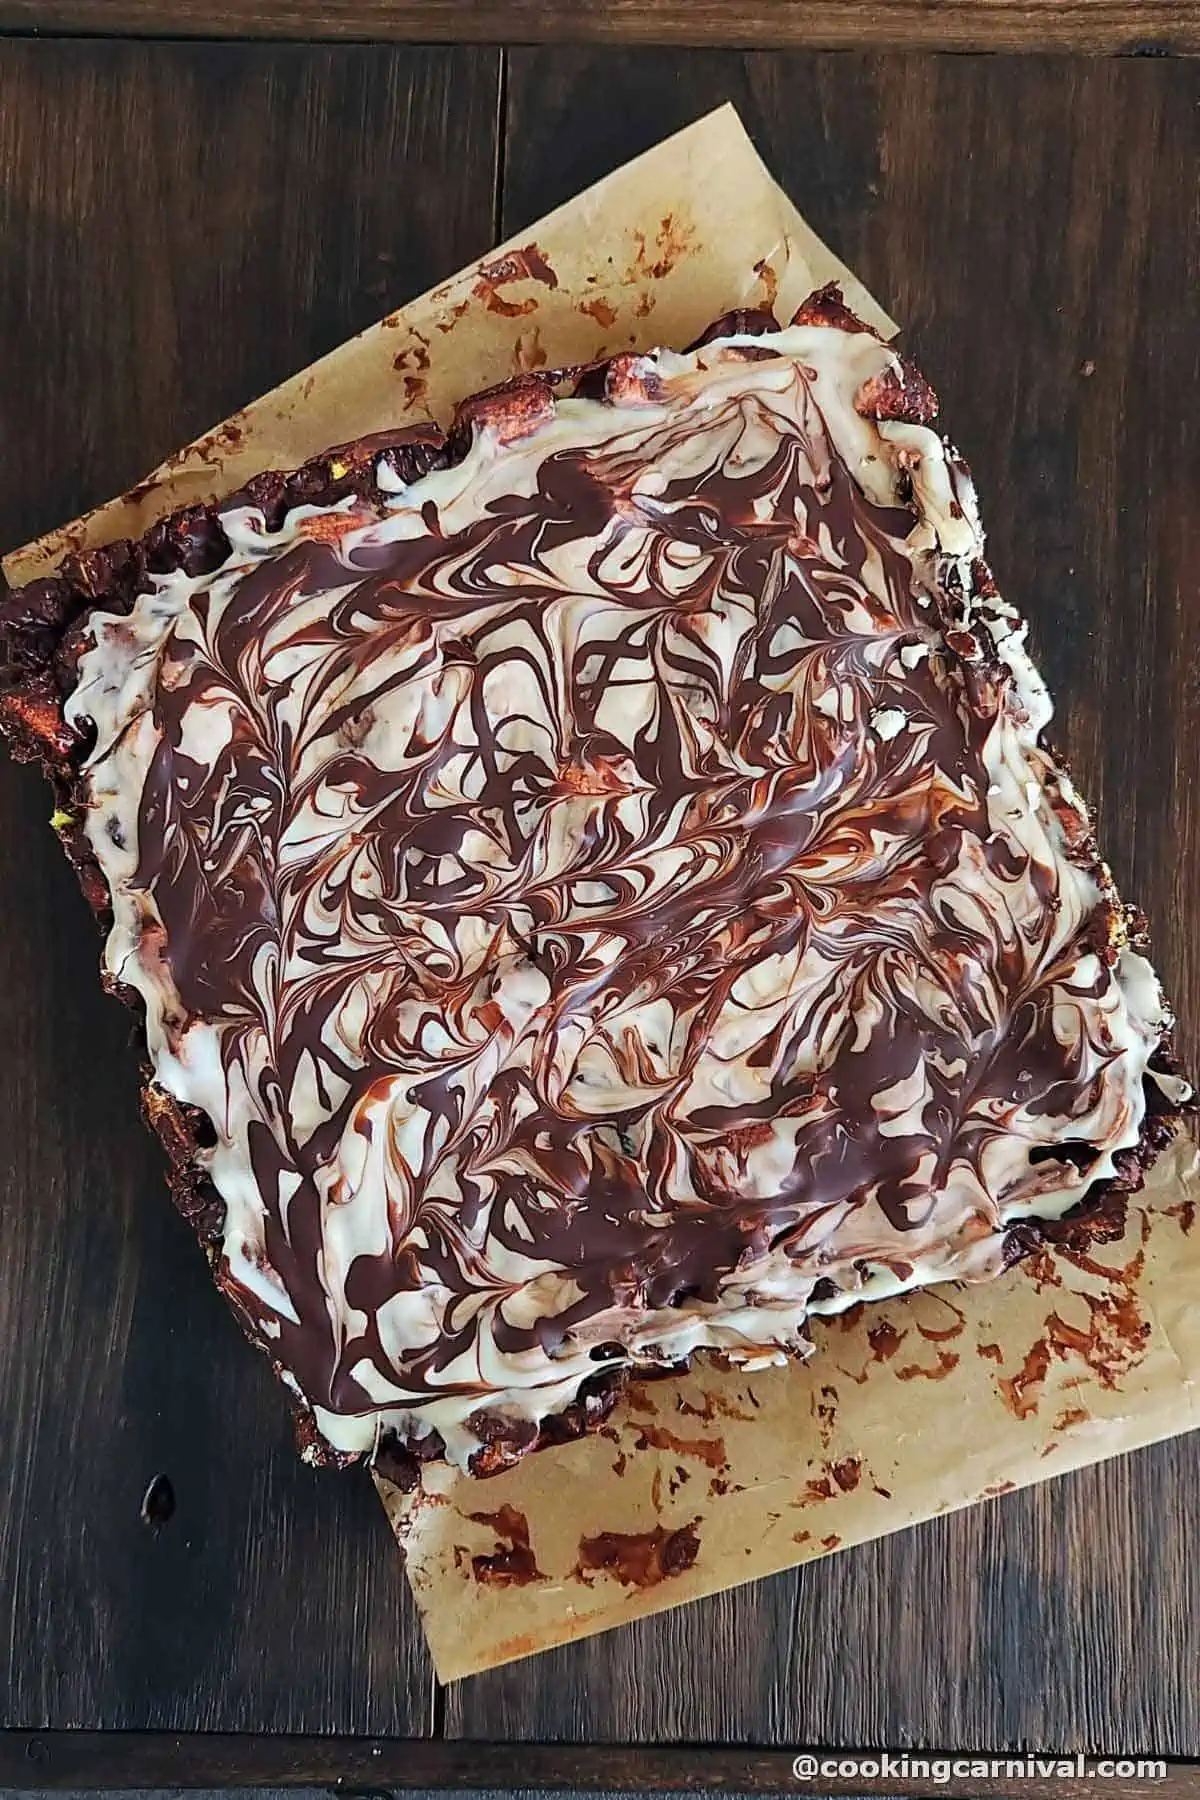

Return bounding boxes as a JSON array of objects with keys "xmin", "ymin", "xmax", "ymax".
[{"xmin": 54, "ymin": 305, "xmax": 1181, "ymax": 1470}]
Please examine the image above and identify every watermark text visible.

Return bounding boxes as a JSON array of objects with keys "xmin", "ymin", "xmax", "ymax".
[{"xmin": 792, "ymin": 1754, "xmax": 1167, "ymax": 1784}]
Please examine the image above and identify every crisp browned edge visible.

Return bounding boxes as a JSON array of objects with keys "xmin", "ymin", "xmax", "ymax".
[
  {"xmin": 0, "ymin": 0, "xmax": 1195, "ymax": 56},
  {"xmin": 0, "ymin": 285, "xmax": 1186, "ymax": 1485}
]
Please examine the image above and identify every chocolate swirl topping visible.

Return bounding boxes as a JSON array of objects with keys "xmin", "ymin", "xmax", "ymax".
[{"xmin": 33, "ymin": 302, "xmax": 1182, "ymax": 1472}]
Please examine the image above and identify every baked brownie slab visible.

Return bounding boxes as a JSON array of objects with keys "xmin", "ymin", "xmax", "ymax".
[{"xmin": 0, "ymin": 290, "xmax": 1186, "ymax": 1477}]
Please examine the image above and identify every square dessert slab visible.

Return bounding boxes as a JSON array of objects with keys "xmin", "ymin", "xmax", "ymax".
[{"xmin": 1, "ymin": 33, "xmax": 1198, "ymax": 1781}]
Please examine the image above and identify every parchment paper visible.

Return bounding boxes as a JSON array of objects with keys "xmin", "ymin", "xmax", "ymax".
[
  {"xmin": 380, "ymin": 1133, "xmax": 1200, "ymax": 1681},
  {"xmin": 9, "ymin": 103, "xmax": 1196, "ymax": 1686}
]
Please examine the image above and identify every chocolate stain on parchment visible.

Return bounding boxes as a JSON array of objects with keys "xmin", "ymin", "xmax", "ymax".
[
  {"xmin": 1059, "ymin": 1215, "xmax": 1151, "ymax": 1286},
  {"xmin": 164, "ymin": 413, "xmax": 246, "ymax": 472},
  {"xmin": 623, "ymin": 1384, "xmax": 658, "ymax": 1415},
  {"xmin": 206, "ymin": 416, "xmax": 246, "ymax": 459},
  {"xmin": 668, "ymin": 1463, "xmax": 691, "ymax": 1497},
  {"xmin": 633, "ymin": 212, "xmax": 695, "ymax": 281},
  {"xmin": 579, "ymin": 297, "xmax": 618, "ymax": 328},
  {"xmin": 467, "ymin": 1502, "xmax": 544, "ymax": 1587},
  {"xmin": 836, "ymin": 1315, "xmax": 909, "ymax": 1386},
  {"xmin": 634, "ymin": 1422, "xmax": 728, "ymax": 1471},
  {"xmin": 1021, "ymin": 1244, "xmax": 1066, "ymax": 1291},
  {"xmin": 996, "ymin": 1232, "xmax": 1152, "ymax": 1420},
  {"xmin": 574, "ymin": 1520, "xmax": 701, "ymax": 1588},
  {"xmin": 911, "ymin": 1292, "xmax": 967, "ymax": 1342},
  {"xmin": 999, "ymin": 1339, "xmax": 1052, "ymax": 1420},
  {"xmin": 1049, "ymin": 1291, "xmax": 1151, "ymax": 1379},
  {"xmin": 514, "ymin": 326, "xmax": 548, "ymax": 372},
  {"xmin": 811, "ymin": 1383, "xmax": 839, "ymax": 1450},
  {"xmin": 753, "ymin": 256, "xmax": 780, "ymax": 308},
  {"xmin": 795, "ymin": 1456, "xmax": 863, "ymax": 1507},
  {"xmin": 867, "ymin": 1318, "xmax": 906, "ymax": 1362},
  {"xmin": 121, "ymin": 472, "xmax": 171, "ymax": 509},
  {"xmin": 392, "ymin": 335, "xmax": 430, "ymax": 372},
  {"xmin": 472, "ymin": 242, "xmax": 559, "ymax": 317},
  {"xmin": 831, "ymin": 1456, "xmax": 862, "ymax": 1492},
  {"xmin": 1165, "ymin": 1198, "xmax": 1196, "ymax": 1235},
  {"xmin": 895, "ymin": 1349, "xmax": 960, "ymax": 1382},
  {"xmin": 435, "ymin": 299, "xmax": 471, "ymax": 334},
  {"xmin": 676, "ymin": 1388, "xmax": 758, "ymax": 1424},
  {"xmin": 676, "ymin": 1390, "xmax": 720, "ymax": 1422}
]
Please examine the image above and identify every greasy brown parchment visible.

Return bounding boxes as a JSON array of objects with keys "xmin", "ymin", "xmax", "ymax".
[
  {"xmin": 7, "ymin": 104, "xmax": 1196, "ymax": 1685},
  {"xmin": 380, "ymin": 1132, "xmax": 1200, "ymax": 1682}
]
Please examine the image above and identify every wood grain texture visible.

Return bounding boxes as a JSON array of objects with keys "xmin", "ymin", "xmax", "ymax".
[
  {"xmin": 0, "ymin": 37, "xmax": 501, "ymax": 1733},
  {"xmin": 2, "ymin": 34, "xmax": 1199, "ymax": 1762},
  {"xmin": 0, "ymin": 1733, "xmax": 1197, "ymax": 1794},
  {"xmin": 0, "ymin": 0, "xmax": 1196, "ymax": 55},
  {"xmin": 444, "ymin": 47, "xmax": 1200, "ymax": 1752}
]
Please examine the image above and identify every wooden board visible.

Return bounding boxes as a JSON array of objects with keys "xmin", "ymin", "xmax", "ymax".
[
  {"xmin": 0, "ymin": 36, "xmax": 501, "ymax": 1736},
  {"xmin": 1, "ymin": 32, "xmax": 1199, "ymax": 1780},
  {"xmin": 0, "ymin": 0, "xmax": 1197, "ymax": 56},
  {"xmin": 0, "ymin": 1733, "xmax": 1195, "ymax": 1795}
]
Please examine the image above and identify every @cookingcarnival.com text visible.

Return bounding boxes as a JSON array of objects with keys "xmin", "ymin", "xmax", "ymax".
[{"xmin": 792, "ymin": 1753, "xmax": 1168, "ymax": 1783}]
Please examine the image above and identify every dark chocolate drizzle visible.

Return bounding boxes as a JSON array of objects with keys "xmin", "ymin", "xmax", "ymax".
[{"xmin": 0, "ymin": 291, "xmax": 1185, "ymax": 1472}]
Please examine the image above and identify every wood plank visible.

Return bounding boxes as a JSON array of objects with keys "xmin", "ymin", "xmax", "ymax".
[
  {"xmin": 442, "ymin": 47, "xmax": 1200, "ymax": 1749},
  {"xmin": 0, "ymin": 36, "xmax": 501, "ymax": 1733},
  {"xmin": 0, "ymin": 0, "xmax": 1196, "ymax": 56},
  {"xmin": 2, "ymin": 1731, "xmax": 1198, "ymax": 1794}
]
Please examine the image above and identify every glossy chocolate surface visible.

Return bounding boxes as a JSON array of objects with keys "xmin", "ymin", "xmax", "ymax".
[{"xmin": 26, "ymin": 305, "xmax": 1180, "ymax": 1469}]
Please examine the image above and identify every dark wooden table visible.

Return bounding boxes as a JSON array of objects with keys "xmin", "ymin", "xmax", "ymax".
[{"xmin": 0, "ymin": 16, "xmax": 1198, "ymax": 1793}]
